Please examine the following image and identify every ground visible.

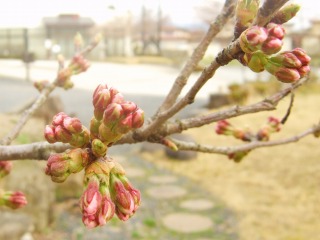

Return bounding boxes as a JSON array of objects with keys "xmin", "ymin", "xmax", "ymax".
[
  {"xmin": 143, "ymin": 92, "xmax": 320, "ymax": 240},
  {"xmin": 1, "ymin": 90, "xmax": 320, "ymax": 240}
]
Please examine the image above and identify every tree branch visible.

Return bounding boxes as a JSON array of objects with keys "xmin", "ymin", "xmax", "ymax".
[
  {"xmin": 0, "ymin": 142, "xmax": 70, "ymax": 161},
  {"xmin": 254, "ymin": 0, "xmax": 289, "ymax": 26},
  {"xmin": 158, "ymin": 0, "xmax": 237, "ymax": 112},
  {"xmin": 0, "ymin": 39, "xmax": 99, "ymax": 146},
  {"xmin": 171, "ymin": 123, "xmax": 320, "ymax": 155}
]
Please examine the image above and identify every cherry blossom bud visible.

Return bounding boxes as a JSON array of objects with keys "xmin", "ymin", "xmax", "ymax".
[
  {"xmin": 233, "ymin": 129, "xmax": 252, "ymax": 142},
  {"xmin": 215, "ymin": 120, "xmax": 233, "ymax": 135},
  {"xmin": 45, "ymin": 153, "xmax": 70, "ymax": 183},
  {"xmin": 161, "ymin": 138, "xmax": 178, "ymax": 151},
  {"xmin": 261, "ymin": 37, "xmax": 283, "ymax": 55},
  {"xmin": 117, "ymin": 115, "xmax": 133, "ymax": 134},
  {"xmin": 132, "ymin": 109, "xmax": 144, "ymax": 128},
  {"xmin": 102, "ymin": 103, "xmax": 123, "ymax": 125},
  {"xmin": 256, "ymin": 127, "xmax": 270, "ymax": 141},
  {"xmin": 90, "ymin": 117, "xmax": 101, "ymax": 139},
  {"xmin": 228, "ymin": 150, "xmax": 250, "ymax": 163},
  {"xmin": 297, "ymin": 65, "xmax": 311, "ymax": 78},
  {"xmin": 240, "ymin": 26, "xmax": 268, "ymax": 53},
  {"xmin": 0, "ymin": 161, "xmax": 13, "ymax": 178},
  {"xmin": 45, "ymin": 149, "xmax": 89, "ymax": 183},
  {"xmin": 275, "ymin": 68, "xmax": 300, "ymax": 83},
  {"xmin": 93, "ymin": 89, "xmax": 111, "ymax": 113},
  {"xmin": 267, "ymin": 23, "xmax": 285, "ymax": 40},
  {"xmin": 268, "ymin": 116, "xmax": 281, "ymax": 132},
  {"xmin": 52, "ymin": 112, "xmax": 68, "ymax": 126},
  {"xmin": 69, "ymin": 128, "xmax": 90, "ymax": 148},
  {"xmin": 98, "ymin": 124, "xmax": 123, "ymax": 144},
  {"xmin": 243, "ymin": 52, "xmax": 267, "ymax": 72},
  {"xmin": 54, "ymin": 125, "xmax": 72, "ymax": 143},
  {"xmin": 80, "ymin": 178, "xmax": 103, "ymax": 228},
  {"xmin": 98, "ymin": 195, "xmax": 115, "ymax": 225},
  {"xmin": 110, "ymin": 173, "xmax": 135, "ymax": 221},
  {"xmin": 92, "ymin": 139, "xmax": 108, "ymax": 157},
  {"xmin": 270, "ymin": 52, "xmax": 302, "ymax": 68},
  {"xmin": 0, "ymin": 191, "xmax": 27, "ymax": 209},
  {"xmin": 63, "ymin": 117, "xmax": 82, "ymax": 134},
  {"xmin": 121, "ymin": 101, "xmax": 137, "ymax": 114},
  {"xmin": 271, "ymin": 3, "xmax": 300, "ymax": 24},
  {"xmin": 265, "ymin": 63, "xmax": 300, "ymax": 83},
  {"xmin": 291, "ymin": 48, "xmax": 311, "ymax": 66},
  {"xmin": 44, "ymin": 125, "xmax": 56, "ymax": 143}
]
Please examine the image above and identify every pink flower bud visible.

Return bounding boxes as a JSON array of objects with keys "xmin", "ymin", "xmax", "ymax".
[
  {"xmin": 267, "ymin": 23, "xmax": 285, "ymax": 40},
  {"xmin": 267, "ymin": 116, "xmax": 281, "ymax": 132},
  {"xmin": 45, "ymin": 153, "xmax": 70, "ymax": 183},
  {"xmin": 93, "ymin": 84, "xmax": 108, "ymax": 99},
  {"xmin": 215, "ymin": 120, "xmax": 232, "ymax": 135},
  {"xmin": 270, "ymin": 52, "xmax": 302, "ymax": 68},
  {"xmin": 93, "ymin": 89, "xmax": 111, "ymax": 111},
  {"xmin": 52, "ymin": 112, "xmax": 68, "ymax": 126},
  {"xmin": 63, "ymin": 117, "xmax": 83, "ymax": 134},
  {"xmin": 0, "ymin": 161, "xmax": 13, "ymax": 178},
  {"xmin": 246, "ymin": 26, "xmax": 268, "ymax": 46},
  {"xmin": 291, "ymin": 48, "xmax": 311, "ymax": 66},
  {"xmin": 297, "ymin": 65, "xmax": 311, "ymax": 78},
  {"xmin": 67, "ymin": 148, "xmax": 89, "ymax": 173},
  {"xmin": 244, "ymin": 52, "xmax": 267, "ymax": 73},
  {"xmin": 54, "ymin": 125, "xmax": 72, "ymax": 143},
  {"xmin": 98, "ymin": 195, "xmax": 115, "ymax": 226},
  {"xmin": 111, "ymin": 93, "xmax": 125, "ymax": 104},
  {"xmin": 121, "ymin": 101, "xmax": 137, "ymax": 114},
  {"xmin": 118, "ymin": 115, "xmax": 133, "ymax": 134},
  {"xmin": 44, "ymin": 125, "xmax": 56, "ymax": 143},
  {"xmin": 240, "ymin": 26, "xmax": 268, "ymax": 53},
  {"xmin": 275, "ymin": 67, "xmax": 300, "ymax": 83},
  {"xmin": 110, "ymin": 174, "xmax": 135, "ymax": 221},
  {"xmin": 102, "ymin": 103, "xmax": 124, "ymax": 125},
  {"xmin": 0, "ymin": 191, "xmax": 28, "ymax": 209},
  {"xmin": 261, "ymin": 37, "xmax": 283, "ymax": 55},
  {"xmin": 132, "ymin": 109, "xmax": 144, "ymax": 128}
]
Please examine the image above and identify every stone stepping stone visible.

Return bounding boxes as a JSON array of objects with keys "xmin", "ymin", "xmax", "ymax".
[
  {"xmin": 148, "ymin": 175, "xmax": 177, "ymax": 184},
  {"xmin": 162, "ymin": 213, "xmax": 213, "ymax": 233},
  {"xmin": 180, "ymin": 199, "xmax": 214, "ymax": 211},
  {"xmin": 147, "ymin": 185, "xmax": 187, "ymax": 199},
  {"xmin": 125, "ymin": 167, "xmax": 146, "ymax": 178}
]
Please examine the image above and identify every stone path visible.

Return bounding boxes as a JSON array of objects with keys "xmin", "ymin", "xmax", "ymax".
[{"xmin": 52, "ymin": 145, "xmax": 238, "ymax": 240}]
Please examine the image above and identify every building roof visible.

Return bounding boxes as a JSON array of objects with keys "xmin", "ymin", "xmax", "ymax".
[{"xmin": 43, "ymin": 14, "xmax": 94, "ymax": 28}]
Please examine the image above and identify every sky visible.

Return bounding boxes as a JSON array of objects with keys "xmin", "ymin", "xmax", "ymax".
[{"xmin": 0, "ymin": 0, "xmax": 318, "ymax": 28}]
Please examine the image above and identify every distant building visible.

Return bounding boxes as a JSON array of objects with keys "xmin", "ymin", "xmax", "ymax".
[{"xmin": 43, "ymin": 14, "xmax": 95, "ymax": 58}]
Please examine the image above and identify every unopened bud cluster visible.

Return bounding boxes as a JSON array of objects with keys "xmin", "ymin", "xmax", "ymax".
[
  {"xmin": 0, "ymin": 161, "xmax": 28, "ymax": 209},
  {"xmin": 216, "ymin": 116, "xmax": 281, "ymax": 161},
  {"xmin": 44, "ymin": 84, "xmax": 144, "ymax": 228},
  {"xmin": 45, "ymin": 112, "xmax": 90, "ymax": 148},
  {"xmin": 57, "ymin": 55, "xmax": 90, "ymax": 89},
  {"xmin": 91, "ymin": 84, "xmax": 144, "ymax": 146},
  {"xmin": 237, "ymin": 3, "xmax": 311, "ymax": 83}
]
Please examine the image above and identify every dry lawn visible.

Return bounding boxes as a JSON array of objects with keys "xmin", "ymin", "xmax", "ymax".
[{"xmin": 143, "ymin": 92, "xmax": 320, "ymax": 240}]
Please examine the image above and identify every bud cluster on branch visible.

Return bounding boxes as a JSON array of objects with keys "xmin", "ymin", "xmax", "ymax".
[
  {"xmin": 0, "ymin": 161, "xmax": 27, "ymax": 209},
  {"xmin": 44, "ymin": 84, "xmax": 144, "ymax": 228}
]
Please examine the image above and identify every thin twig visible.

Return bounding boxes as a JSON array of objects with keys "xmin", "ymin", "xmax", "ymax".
[
  {"xmin": 254, "ymin": 0, "xmax": 289, "ymax": 26},
  {"xmin": 0, "ymin": 38, "xmax": 99, "ymax": 146},
  {"xmin": 172, "ymin": 123, "xmax": 320, "ymax": 155},
  {"xmin": 281, "ymin": 92, "xmax": 294, "ymax": 124},
  {"xmin": 157, "ymin": 0, "xmax": 237, "ymax": 112}
]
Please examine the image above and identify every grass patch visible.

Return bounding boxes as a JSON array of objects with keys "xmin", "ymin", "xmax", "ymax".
[{"xmin": 143, "ymin": 92, "xmax": 320, "ymax": 240}]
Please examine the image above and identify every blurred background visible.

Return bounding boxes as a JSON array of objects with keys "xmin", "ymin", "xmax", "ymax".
[{"xmin": 0, "ymin": 0, "xmax": 320, "ymax": 240}]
